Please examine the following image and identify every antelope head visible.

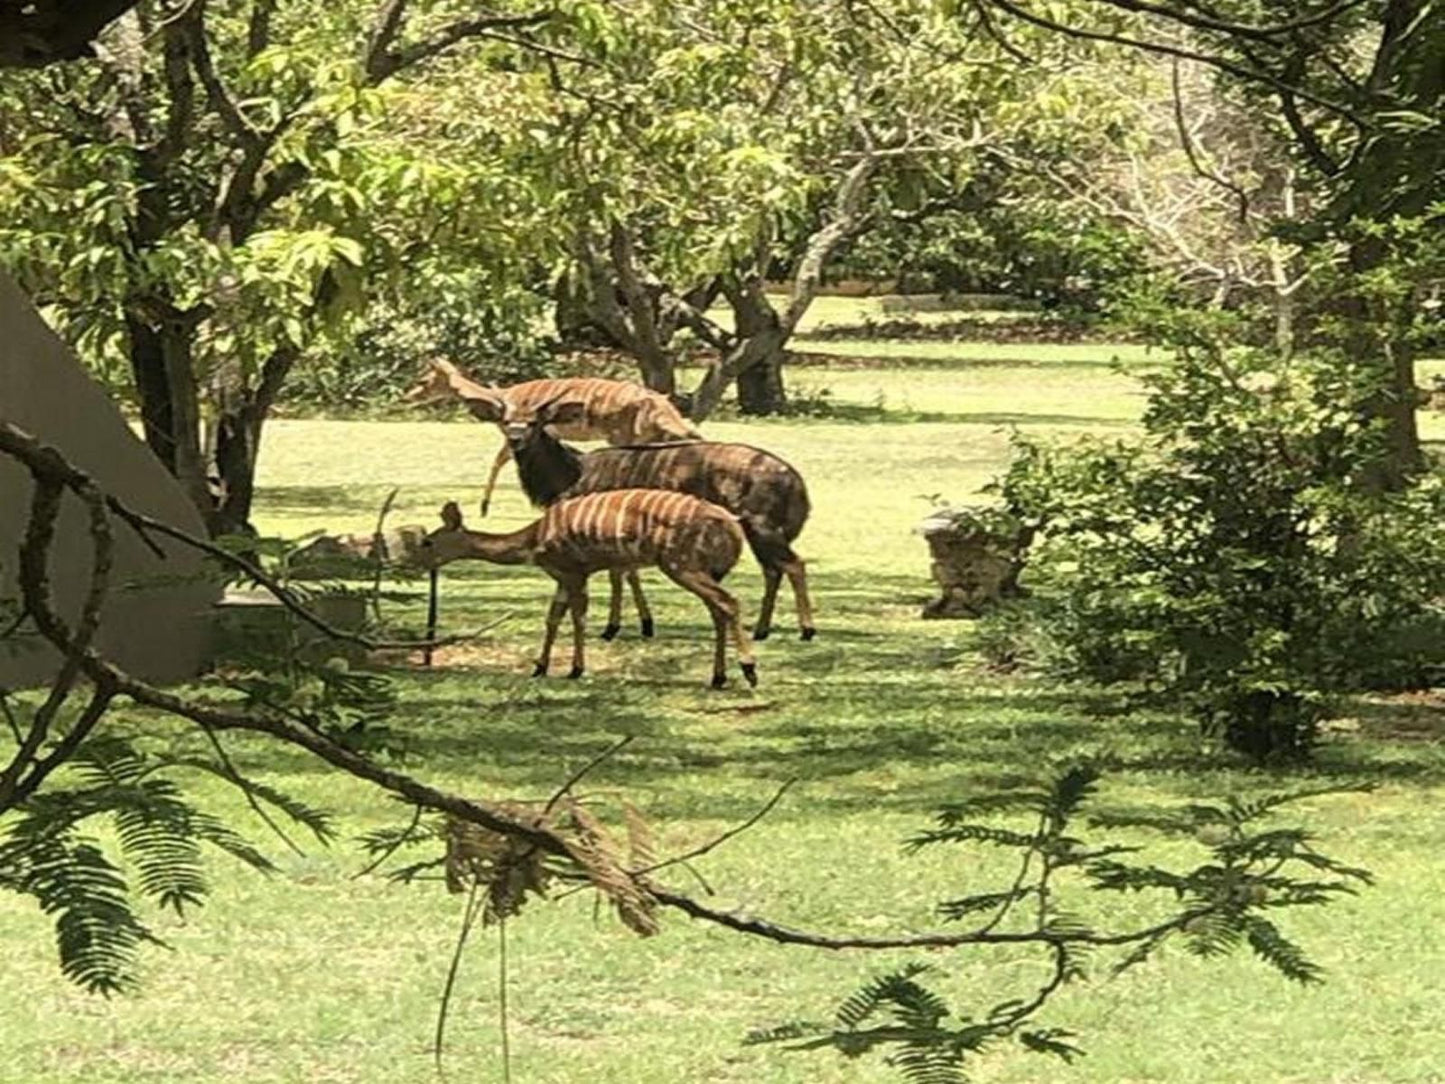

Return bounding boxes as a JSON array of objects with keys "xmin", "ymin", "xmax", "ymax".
[
  {"xmin": 414, "ymin": 501, "xmax": 473, "ymax": 569},
  {"xmin": 501, "ymin": 395, "xmax": 587, "ymax": 450},
  {"xmin": 404, "ymin": 359, "xmax": 508, "ymax": 423}
]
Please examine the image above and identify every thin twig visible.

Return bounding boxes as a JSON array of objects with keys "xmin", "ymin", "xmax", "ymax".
[
  {"xmin": 0, "ymin": 690, "xmax": 23, "ymax": 745},
  {"xmin": 7, "ymin": 680, "xmax": 117, "ymax": 808},
  {"xmin": 0, "ymin": 603, "xmax": 30, "ymax": 642},
  {"xmin": 634, "ymin": 778, "xmax": 796, "ymax": 877},
  {"xmin": 1170, "ymin": 58, "xmax": 1252, "ymax": 223},
  {"xmin": 980, "ymin": 0, "xmax": 1369, "ymax": 127},
  {"xmin": 544, "ymin": 735, "xmax": 637, "ymax": 815},
  {"xmin": 434, "ymin": 880, "xmax": 487, "ymax": 1071},
  {"xmin": 199, "ymin": 724, "xmax": 304, "ymax": 855},
  {"xmin": 369, "ymin": 487, "xmax": 399, "ymax": 624}
]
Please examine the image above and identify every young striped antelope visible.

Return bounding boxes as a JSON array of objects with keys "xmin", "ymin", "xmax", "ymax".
[
  {"xmin": 498, "ymin": 397, "xmax": 817, "ymax": 642},
  {"xmin": 405, "ymin": 359, "xmax": 700, "ymax": 516},
  {"xmin": 416, "ymin": 493, "xmax": 758, "ymax": 689}
]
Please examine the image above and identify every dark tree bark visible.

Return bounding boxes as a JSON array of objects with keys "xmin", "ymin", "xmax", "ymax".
[{"xmin": 736, "ymin": 355, "xmax": 788, "ymax": 415}]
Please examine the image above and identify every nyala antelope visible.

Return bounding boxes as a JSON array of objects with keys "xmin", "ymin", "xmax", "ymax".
[
  {"xmin": 496, "ymin": 398, "xmax": 817, "ymax": 642},
  {"xmin": 416, "ymin": 494, "xmax": 758, "ymax": 689},
  {"xmin": 406, "ymin": 359, "xmax": 700, "ymax": 515}
]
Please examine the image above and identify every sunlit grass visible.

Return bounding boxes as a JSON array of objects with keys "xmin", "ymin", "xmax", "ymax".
[{"xmin": 4, "ymin": 353, "xmax": 1445, "ymax": 1083}]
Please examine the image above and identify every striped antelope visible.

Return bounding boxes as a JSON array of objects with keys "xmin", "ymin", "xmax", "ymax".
[
  {"xmin": 496, "ymin": 398, "xmax": 817, "ymax": 642},
  {"xmin": 416, "ymin": 493, "xmax": 758, "ymax": 688},
  {"xmin": 405, "ymin": 359, "xmax": 700, "ymax": 515}
]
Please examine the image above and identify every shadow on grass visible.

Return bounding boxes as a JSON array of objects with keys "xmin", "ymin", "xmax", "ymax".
[{"xmin": 182, "ymin": 548, "xmax": 1445, "ymax": 831}]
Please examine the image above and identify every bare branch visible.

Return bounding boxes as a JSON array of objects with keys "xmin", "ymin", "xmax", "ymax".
[
  {"xmin": 363, "ymin": 0, "xmax": 410, "ymax": 81},
  {"xmin": 1087, "ymin": 0, "xmax": 1371, "ymax": 43},
  {"xmin": 980, "ymin": 0, "xmax": 1369, "ymax": 127},
  {"xmin": 971, "ymin": 0, "xmax": 1037, "ymax": 66},
  {"xmin": 635, "ymin": 779, "xmax": 796, "ymax": 877},
  {"xmin": 648, "ymin": 883, "xmax": 1204, "ymax": 950},
  {"xmin": 544, "ymin": 735, "xmax": 638, "ymax": 815},
  {"xmin": 1170, "ymin": 58, "xmax": 1251, "ymax": 222},
  {"xmin": 782, "ymin": 155, "xmax": 878, "ymax": 334},
  {"xmin": 6, "ymin": 681, "xmax": 117, "ymax": 810}
]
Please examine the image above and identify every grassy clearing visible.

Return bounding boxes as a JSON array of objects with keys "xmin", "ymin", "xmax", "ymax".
[
  {"xmin": 4, "ymin": 352, "xmax": 1445, "ymax": 1083},
  {"xmin": 705, "ymin": 292, "xmax": 1036, "ymax": 334}
]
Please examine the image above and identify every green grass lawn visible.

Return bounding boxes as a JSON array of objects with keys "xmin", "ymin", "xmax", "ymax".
[{"xmin": 4, "ymin": 351, "xmax": 1445, "ymax": 1083}]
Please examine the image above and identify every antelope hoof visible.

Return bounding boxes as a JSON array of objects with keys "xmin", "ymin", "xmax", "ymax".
[
  {"xmin": 710, "ymin": 672, "xmax": 727, "ymax": 690},
  {"xmin": 800, "ymin": 627, "xmax": 817, "ymax": 642},
  {"xmin": 600, "ymin": 623, "xmax": 621, "ymax": 642},
  {"xmin": 531, "ymin": 662, "xmax": 548, "ymax": 678},
  {"xmin": 480, "ymin": 500, "xmax": 491, "ymax": 518},
  {"xmin": 640, "ymin": 618, "xmax": 655, "ymax": 639},
  {"xmin": 740, "ymin": 662, "xmax": 758, "ymax": 688},
  {"xmin": 567, "ymin": 665, "xmax": 584, "ymax": 680},
  {"xmin": 752, "ymin": 625, "xmax": 772, "ymax": 642}
]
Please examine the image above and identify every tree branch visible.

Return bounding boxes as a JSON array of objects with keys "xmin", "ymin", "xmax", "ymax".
[
  {"xmin": 186, "ymin": 3, "xmax": 262, "ymax": 151},
  {"xmin": 364, "ymin": 4, "xmax": 553, "ymax": 84},
  {"xmin": 1170, "ymin": 58, "xmax": 1251, "ymax": 221},
  {"xmin": 782, "ymin": 155, "xmax": 878, "ymax": 334},
  {"xmin": 247, "ymin": 0, "xmax": 277, "ymax": 58},
  {"xmin": 980, "ymin": 0, "xmax": 1369, "ymax": 127},
  {"xmin": 1087, "ymin": 0, "xmax": 1371, "ymax": 43}
]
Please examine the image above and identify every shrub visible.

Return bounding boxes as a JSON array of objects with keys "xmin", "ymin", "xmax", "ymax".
[{"xmin": 997, "ymin": 321, "xmax": 1445, "ymax": 760}]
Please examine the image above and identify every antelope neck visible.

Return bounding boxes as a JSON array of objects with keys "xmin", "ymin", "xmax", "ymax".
[
  {"xmin": 458, "ymin": 524, "xmax": 538, "ymax": 565},
  {"xmin": 513, "ymin": 429, "xmax": 584, "ymax": 506}
]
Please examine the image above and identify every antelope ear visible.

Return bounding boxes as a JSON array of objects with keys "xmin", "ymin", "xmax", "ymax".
[{"xmin": 440, "ymin": 501, "xmax": 464, "ymax": 530}]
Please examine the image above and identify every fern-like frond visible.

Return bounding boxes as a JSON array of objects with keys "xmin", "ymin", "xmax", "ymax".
[
  {"xmin": 936, "ymin": 887, "xmax": 1033, "ymax": 921},
  {"xmin": 887, "ymin": 1043, "xmax": 966, "ymax": 1084},
  {"xmin": 1182, "ymin": 909, "xmax": 1244, "ymax": 959},
  {"xmin": 170, "ymin": 757, "xmax": 334, "ymax": 842},
  {"xmin": 1242, "ymin": 915, "xmax": 1323, "ymax": 983},
  {"xmin": 907, "ymin": 825, "xmax": 1040, "ymax": 851},
  {"xmin": 622, "ymin": 801, "xmax": 656, "ymax": 870},
  {"xmin": 1019, "ymin": 1028, "xmax": 1083, "ymax": 1063},
  {"xmin": 1226, "ymin": 782, "xmax": 1374, "ymax": 824},
  {"xmin": 1046, "ymin": 765, "xmax": 1100, "ymax": 822},
  {"xmin": 1, "ymin": 834, "xmax": 155, "ymax": 995},
  {"xmin": 835, "ymin": 964, "xmax": 937, "ymax": 1031}
]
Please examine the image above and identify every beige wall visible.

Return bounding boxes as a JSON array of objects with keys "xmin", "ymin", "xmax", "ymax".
[{"xmin": 0, "ymin": 272, "xmax": 218, "ymax": 687}]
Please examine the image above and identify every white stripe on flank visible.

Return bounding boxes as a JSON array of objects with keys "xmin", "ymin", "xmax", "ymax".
[
  {"xmin": 609, "ymin": 490, "xmax": 637, "ymax": 545},
  {"xmin": 585, "ymin": 493, "xmax": 610, "ymax": 541}
]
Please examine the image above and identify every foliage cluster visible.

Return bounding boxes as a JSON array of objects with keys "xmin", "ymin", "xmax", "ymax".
[
  {"xmin": 750, "ymin": 766, "xmax": 1370, "ymax": 1083},
  {"xmin": 836, "ymin": 201, "xmax": 1148, "ymax": 318},
  {"xmin": 995, "ymin": 305, "xmax": 1445, "ymax": 759}
]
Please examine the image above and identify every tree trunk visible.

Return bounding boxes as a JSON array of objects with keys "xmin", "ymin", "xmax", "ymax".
[
  {"xmin": 736, "ymin": 348, "xmax": 787, "ymax": 415},
  {"xmin": 636, "ymin": 348, "xmax": 677, "ymax": 397},
  {"xmin": 690, "ymin": 326, "xmax": 787, "ymax": 421},
  {"xmin": 1340, "ymin": 236, "xmax": 1425, "ymax": 490},
  {"xmin": 125, "ymin": 309, "xmax": 212, "ymax": 522},
  {"xmin": 211, "ymin": 346, "xmax": 297, "ymax": 538},
  {"xmin": 125, "ymin": 315, "xmax": 177, "ymax": 472}
]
